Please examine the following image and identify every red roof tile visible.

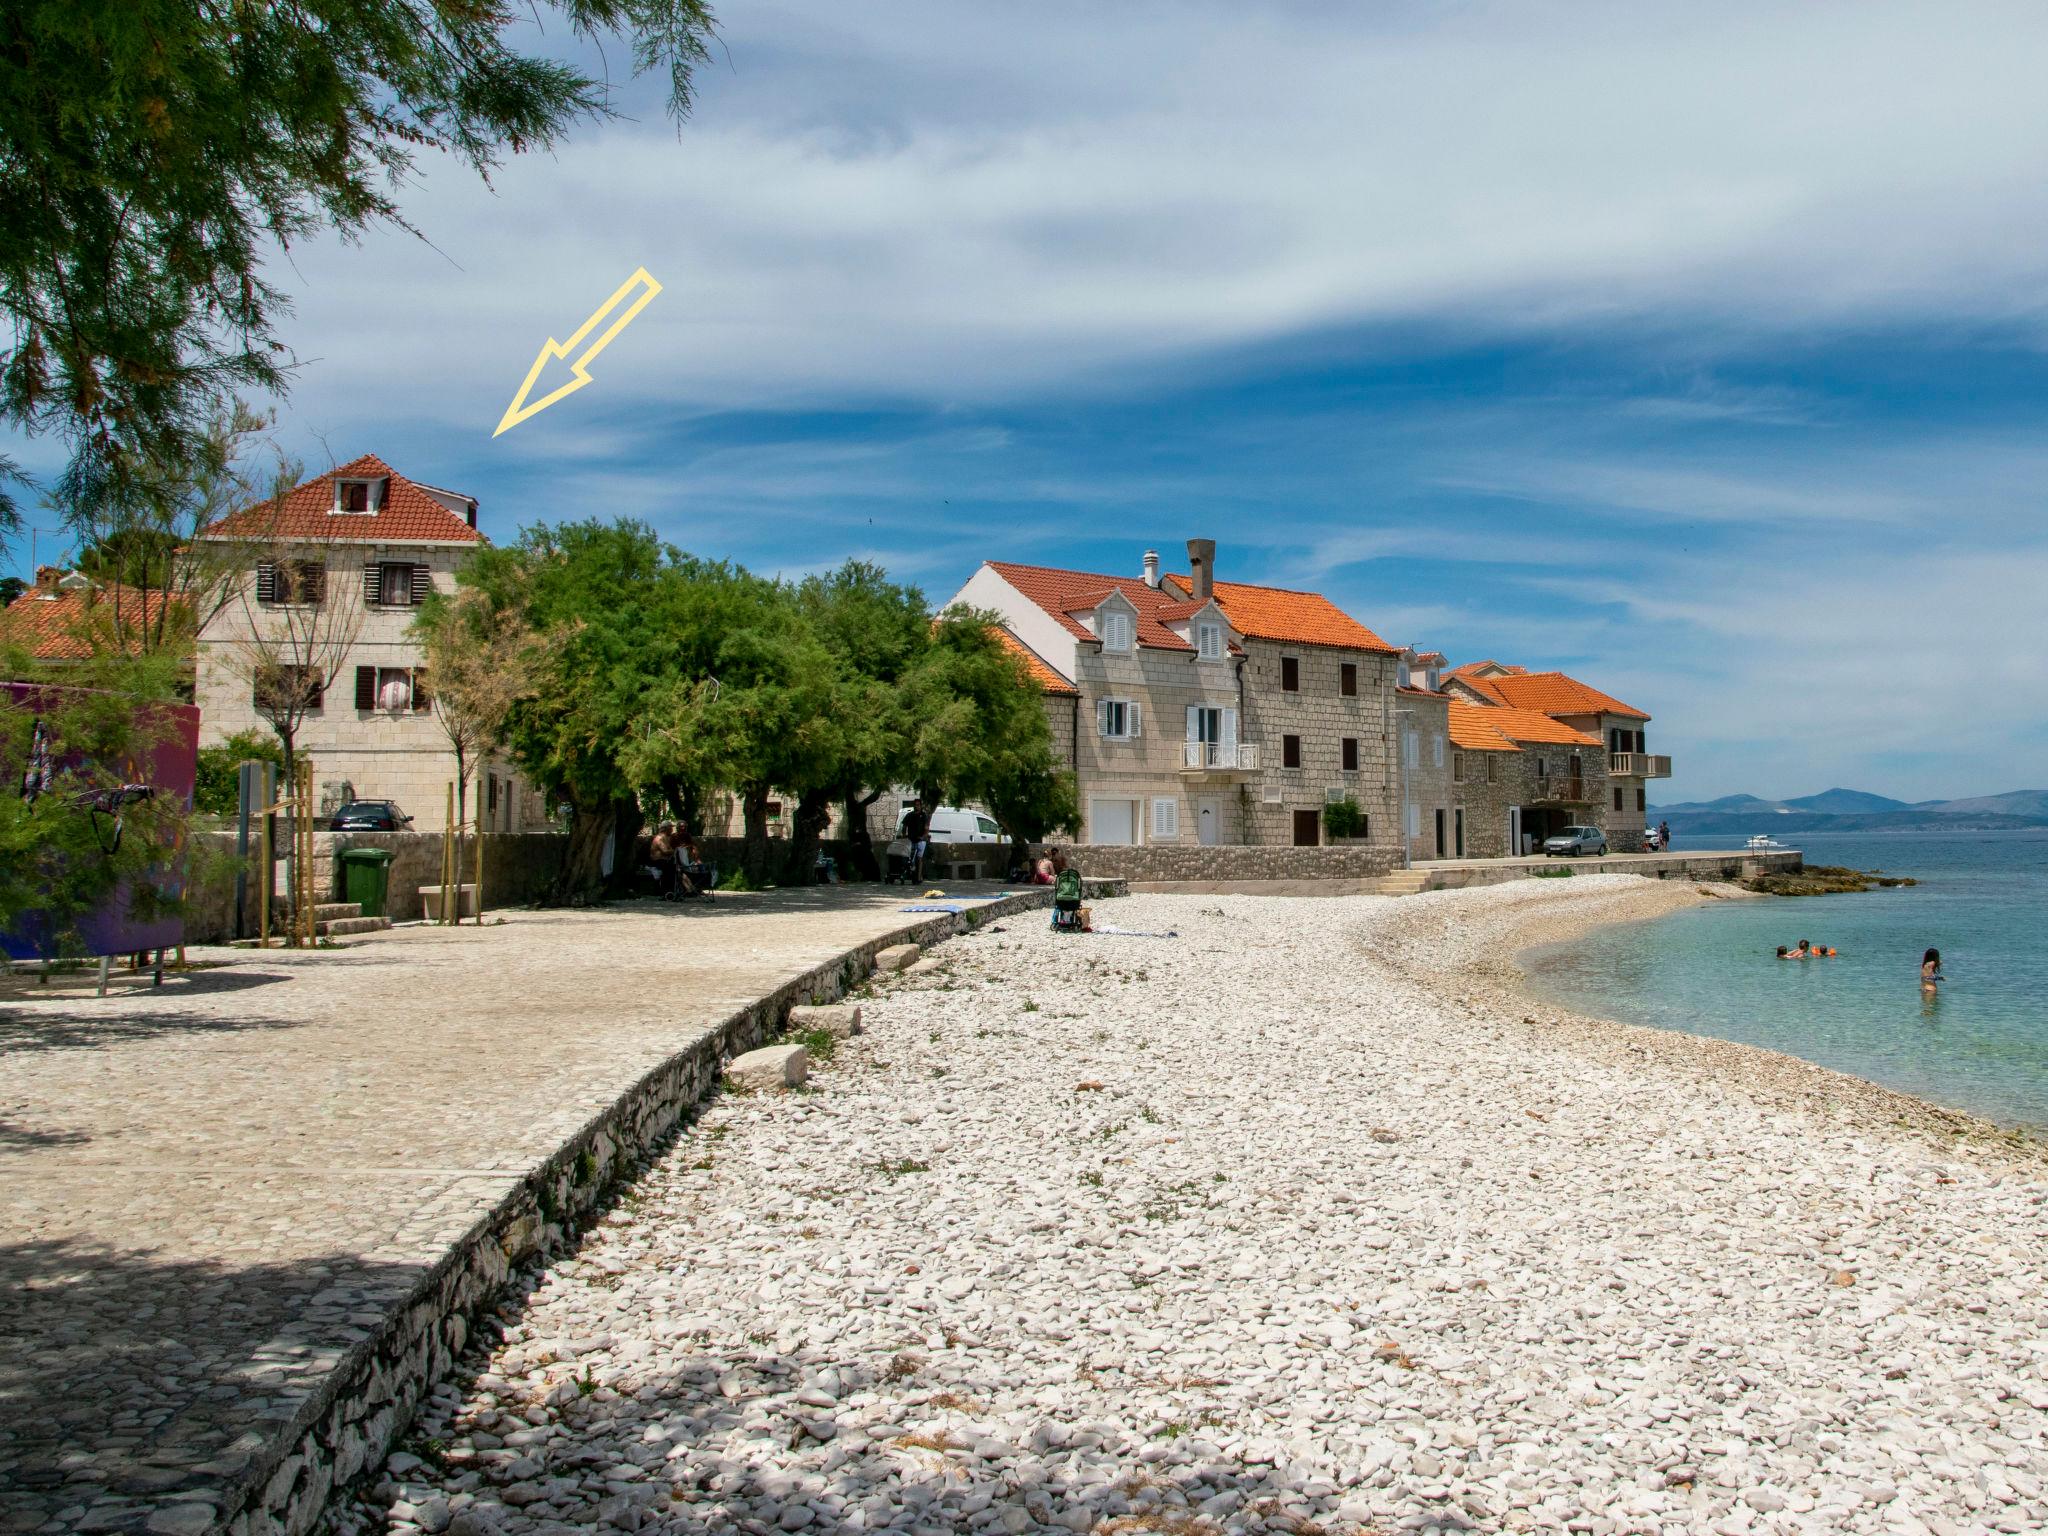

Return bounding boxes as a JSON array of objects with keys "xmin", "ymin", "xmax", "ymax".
[
  {"xmin": 198, "ymin": 454, "xmax": 482, "ymax": 545},
  {"xmin": 2, "ymin": 587, "xmax": 185, "ymax": 660},
  {"xmin": 987, "ymin": 562, "xmax": 1196, "ymax": 651},
  {"xmin": 1477, "ymin": 706, "xmax": 1604, "ymax": 747},
  {"xmin": 1480, "ymin": 671, "xmax": 1648, "ymax": 721},
  {"xmin": 1163, "ymin": 576, "xmax": 1398, "ymax": 654},
  {"xmin": 1446, "ymin": 699, "xmax": 1521, "ymax": 752},
  {"xmin": 993, "ymin": 626, "xmax": 1079, "ymax": 697},
  {"xmin": 1449, "ymin": 659, "xmax": 1526, "ymax": 680}
]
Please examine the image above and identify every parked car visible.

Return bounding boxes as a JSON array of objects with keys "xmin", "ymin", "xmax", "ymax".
[
  {"xmin": 1543, "ymin": 825, "xmax": 1608, "ymax": 857},
  {"xmin": 330, "ymin": 800, "xmax": 414, "ymax": 831},
  {"xmin": 894, "ymin": 805, "xmax": 1005, "ymax": 844}
]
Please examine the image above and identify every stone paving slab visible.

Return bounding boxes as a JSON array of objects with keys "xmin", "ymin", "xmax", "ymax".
[{"xmin": 0, "ymin": 885, "xmax": 1031, "ymax": 1534}]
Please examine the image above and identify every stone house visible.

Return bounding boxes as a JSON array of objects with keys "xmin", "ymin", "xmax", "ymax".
[
  {"xmin": 190, "ymin": 455, "xmax": 550, "ymax": 833},
  {"xmin": 951, "ymin": 540, "xmax": 1406, "ymax": 851},
  {"xmin": 1444, "ymin": 661, "xmax": 1666, "ymax": 852}
]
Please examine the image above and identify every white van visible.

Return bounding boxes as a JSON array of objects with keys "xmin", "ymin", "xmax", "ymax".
[{"xmin": 895, "ymin": 805, "xmax": 1006, "ymax": 844}]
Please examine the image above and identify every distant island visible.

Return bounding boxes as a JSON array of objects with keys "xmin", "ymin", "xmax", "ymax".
[{"xmin": 1649, "ymin": 787, "xmax": 2048, "ymax": 837}]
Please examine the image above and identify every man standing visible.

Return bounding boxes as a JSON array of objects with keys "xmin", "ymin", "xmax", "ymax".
[
  {"xmin": 904, "ymin": 800, "xmax": 932, "ymax": 883},
  {"xmin": 1658, "ymin": 819, "xmax": 1672, "ymax": 851}
]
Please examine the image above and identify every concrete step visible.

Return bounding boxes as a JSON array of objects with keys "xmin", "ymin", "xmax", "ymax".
[
  {"xmin": 1368, "ymin": 871, "xmax": 1435, "ymax": 896},
  {"xmin": 318, "ymin": 915, "xmax": 391, "ymax": 937},
  {"xmin": 312, "ymin": 902, "xmax": 361, "ymax": 923}
]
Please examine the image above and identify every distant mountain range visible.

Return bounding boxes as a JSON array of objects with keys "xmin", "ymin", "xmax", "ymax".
[{"xmin": 1648, "ymin": 787, "xmax": 2048, "ymax": 835}]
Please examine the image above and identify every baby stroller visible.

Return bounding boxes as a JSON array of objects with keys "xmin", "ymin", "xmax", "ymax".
[
  {"xmin": 884, "ymin": 836, "xmax": 915, "ymax": 884},
  {"xmin": 1050, "ymin": 867, "xmax": 1086, "ymax": 932}
]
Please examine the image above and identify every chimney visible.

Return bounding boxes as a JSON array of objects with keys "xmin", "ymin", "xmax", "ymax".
[
  {"xmin": 1141, "ymin": 549, "xmax": 1160, "ymax": 588},
  {"xmin": 34, "ymin": 565, "xmax": 61, "ymax": 594},
  {"xmin": 1186, "ymin": 538, "xmax": 1215, "ymax": 601}
]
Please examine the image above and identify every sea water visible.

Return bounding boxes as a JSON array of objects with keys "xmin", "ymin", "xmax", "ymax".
[{"xmin": 1523, "ymin": 829, "xmax": 2048, "ymax": 1127}]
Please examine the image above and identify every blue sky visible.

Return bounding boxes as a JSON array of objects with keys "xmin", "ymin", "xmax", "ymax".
[{"xmin": 8, "ymin": 0, "xmax": 2048, "ymax": 801}]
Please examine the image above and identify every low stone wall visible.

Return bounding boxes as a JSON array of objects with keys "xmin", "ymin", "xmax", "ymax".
[
  {"xmin": 219, "ymin": 883, "xmax": 1122, "ymax": 1536},
  {"xmin": 1419, "ymin": 849, "xmax": 1802, "ymax": 891},
  {"xmin": 180, "ymin": 832, "xmax": 571, "ymax": 941},
  {"xmin": 1034, "ymin": 841, "xmax": 1402, "ymax": 883}
]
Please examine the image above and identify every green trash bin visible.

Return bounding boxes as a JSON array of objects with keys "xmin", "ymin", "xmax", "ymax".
[{"xmin": 336, "ymin": 846, "xmax": 396, "ymax": 919}]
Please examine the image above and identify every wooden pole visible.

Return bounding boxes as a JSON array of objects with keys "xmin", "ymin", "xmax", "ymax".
[
  {"xmin": 258, "ymin": 802, "xmax": 271, "ymax": 948},
  {"xmin": 303, "ymin": 758, "xmax": 317, "ymax": 947},
  {"xmin": 443, "ymin": 781, "xmax": 456, "ymax": 924},
  {"xmin": 473, "ymin": 813, "xmax": 485, "ymax": 925}
]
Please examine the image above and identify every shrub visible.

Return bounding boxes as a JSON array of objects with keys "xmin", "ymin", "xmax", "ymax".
[
  {"xmin": 1323, "ymin": 797, "xmax": 1368, "ymax": 839},
  {"xmin": 193, "ymin": 729, "xmax": 282, "ymax": 818}
]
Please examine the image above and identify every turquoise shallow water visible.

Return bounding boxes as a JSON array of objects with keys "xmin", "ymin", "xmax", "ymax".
[{"xmin": 1523, "ymin": 829, "xmax": 2048, "ymax": 1127}]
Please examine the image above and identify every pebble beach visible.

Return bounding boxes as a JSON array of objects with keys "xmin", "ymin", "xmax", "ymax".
[{"xmin": 358, "ymin": 878, "xmax": 2048, "ymax": 1536}]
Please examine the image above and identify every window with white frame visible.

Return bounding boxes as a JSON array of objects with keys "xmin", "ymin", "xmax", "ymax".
[
  {"xmin": 1097, "ymin": 698, "xmax": 1141, "ymax": 739},
  {"xmin": 1196, "ymin": 621, "xmax": 1222, "ymax": 660},
  {"xmin": 1100, "ymin": 610, "xmax": 1134, "ymax": 651},
  {"xmin": 332, "ymin": 477, "xmax": 384, "ymax": 514},
  {"xmin": 1432, "ymin": 732, "xmax": 1445, "ymax": 768},
  {"xmin": 1151, "ymin": 797, "xmax": 1179, "ymax": 840}
]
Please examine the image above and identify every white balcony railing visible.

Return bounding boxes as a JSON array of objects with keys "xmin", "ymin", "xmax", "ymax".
[
  {"xmin": 1183, "ymin": 741, "xmax": 1261, "ymax": 770},
  {"xmin": 1609, "ymin": 752, "xmax": 1673, "ymax": 778}
]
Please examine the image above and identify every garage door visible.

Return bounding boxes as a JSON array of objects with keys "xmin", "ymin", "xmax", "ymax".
[{"xmin": 1089, "ymin": 798, "xmax": 1137, "ymax": 845}]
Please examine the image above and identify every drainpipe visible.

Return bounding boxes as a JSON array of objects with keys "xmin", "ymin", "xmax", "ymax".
[
  {"xmin": 1070, "ymin": 694, "xmax": 1080, "ymax": 771},
  {"xmin": 1234, "ymin": 653, "xmax": 1249, "ymax": 837}
]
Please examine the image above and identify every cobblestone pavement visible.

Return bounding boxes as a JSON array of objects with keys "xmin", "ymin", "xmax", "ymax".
[{"xmin": 0, "ymin": 887, "xmax": 999, "ymax": 1535}]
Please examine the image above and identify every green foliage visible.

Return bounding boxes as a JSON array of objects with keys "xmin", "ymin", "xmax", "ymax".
[
  {"xmin": 0, "ymin": 647, "xmax": 203, "ymax": 957},
  {"xmin": 0, "ymin": 0, "xmax": 716, "ymax": 522},
  {"xmin": 192, "ymin": 730, "xmax": 282, "ymax": 820},
  {"xmin": 1323, "ymin": 797, "xmax": 1367, "ymax": 839}
]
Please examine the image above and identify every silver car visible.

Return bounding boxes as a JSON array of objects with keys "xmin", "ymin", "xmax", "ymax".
[{"xmin": 1543, "ymin": 825, "xmax": 1608, "ymax": 857}]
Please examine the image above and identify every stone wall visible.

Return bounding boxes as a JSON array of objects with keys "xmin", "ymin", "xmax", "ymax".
[
  {"xmin": 213, "ymin": 883, "xmax": 1117, "ymax": 1536},
  {"xmin": 180, "ymin": 831, "xmax": 570, "ymax": 940},
  {"xmin": 1237, "ymin": 642, "xmax": 1405, "ymax": 855},
  {"xmin": 1034, "ymin": 840, "xmax": 1399, "ymax": 882}
]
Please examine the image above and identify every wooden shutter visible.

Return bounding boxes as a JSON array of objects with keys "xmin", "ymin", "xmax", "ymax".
[
  {"xmin": 1127, "ymin": 701, "xmax": 1141, "ymax": 737},
  {"xmin": 1221, "ymin": 706, "xmax": 1238, "ymax": 745},
  {"xmin": 255, "ymin": 564, "xmax": 278, "ymax": 605},
  {"xmin": 355, "ymin": 666, "xmax": 376, "ymax": 710},
  {"xmin": 363, "ymin": 564, "xmax": 383, "ymax": 605},
  {"xmin": 411, "ymin": 564, "xmax": 432, "ymax": 605},
  {"xmin": 412, "ymin": 668, "xmax": 432, "ymax": 712},
  {"xmin": 1096, "ymin": 699, "xmax": 1110, "ymax": 737},
  {"xmin": 305, "ymin": 669, "xmax": 325, "ymax": 712},
  {"xmin": 1185, "ymin": 705, "xmax": 1199, "ymax": 742}
]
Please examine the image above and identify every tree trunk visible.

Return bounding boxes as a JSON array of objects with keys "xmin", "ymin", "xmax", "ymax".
[
  {"xmin": 740, "ymin": 785, "xmax": 773, "ymax": 887},
  {"xmin": 557, "ymin": 802, "xmax": 615, "ymax": 901},
  {"xmin": 842, "ymin": 788, "xmax": 883, "ymax": 881},
  {"xmin": 784, "ymin": 788, "xmax": 833, "ymax": 886}
]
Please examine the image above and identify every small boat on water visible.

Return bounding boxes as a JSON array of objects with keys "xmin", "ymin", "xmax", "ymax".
[{"xmin": 1746, "ymin": 833, "xmax": 1791, "ymax": 851}]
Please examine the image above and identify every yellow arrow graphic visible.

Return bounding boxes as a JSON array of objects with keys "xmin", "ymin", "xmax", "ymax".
[{"xmin": 493, "ymin": 267, "xmax": 663, "ymax": 436}]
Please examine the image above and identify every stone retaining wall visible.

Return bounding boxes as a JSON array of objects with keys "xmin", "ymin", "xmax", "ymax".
[
  {"xmin": 1030, "ymin": 841, "xmax": 1401, "ymax": 883},
  {"xmin": 181, "ymin": 832, "xmax": 571, "ymax": 940},
  {"xmin": 1419, "ymin": 848, "xmax": 1802, "ymax": 890},
  {"xmin": 219, "ymin": 882, "xmax": 1123, "ymax": 1536}
]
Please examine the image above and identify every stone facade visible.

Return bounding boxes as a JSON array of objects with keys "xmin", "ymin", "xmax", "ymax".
[
  {"xmin": 194, "ymin": 547, "xmax": 548, "ymax": 834},
  {"xmin": 1392, "ymin": 688, "xmax": 1456, "ymax": 860},
  {"xmin": 1449, "ymin": 746, "xmax": 1517, "ymax": 859}
]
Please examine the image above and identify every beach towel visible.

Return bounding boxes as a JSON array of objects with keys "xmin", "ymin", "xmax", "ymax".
[
  {"xmin": 1087, "ymin": 924, "xmax": 1180, "ymax": 938},
  {"xmin": 901, "ymin": 903, "xmax": 968, "ymax": 914}
]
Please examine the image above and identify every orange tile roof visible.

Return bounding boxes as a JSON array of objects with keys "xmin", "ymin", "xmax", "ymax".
[
  {"xmin": 2, "ymin": 587, "xmax": 185, "ymax": 660},
  {"xmin": 1480, "ymin": 671, "xmax": 1648, "ymax": 721},
  {"xmin": 1478, "ymin": 706, "xmax": 1603, "ymax": 747},
  {"xmin": 1446, "ymin": 699, "xmax": 1521, "ymax": 752},
  {"xmin": 987, "ymin": 562, "xmax": 1198, "ymax": 651},
  {"xmin": 198, "ymin": 454, "xmax": 482, "ymax": 545},
  {"xmin": 1160, "ymin": 575, "xmax": 1398, "ymax": 654},
  {"xmin": 993, "ymin": 626, "xmax": 1079, "ymax": 697},
  {"xmin": 1449, "ymin": 659, "xmax": 1526, "ymax": 680}
]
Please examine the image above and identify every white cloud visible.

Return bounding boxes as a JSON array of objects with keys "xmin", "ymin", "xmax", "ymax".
[{"xmin": 272, "ymin": 0, "xmax": 2048, "ymax": 439}]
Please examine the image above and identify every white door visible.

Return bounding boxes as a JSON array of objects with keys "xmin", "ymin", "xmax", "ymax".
[
  {"xmin": 1197, "ymin": 797, "xmax": 1223, "ymax": 845},
  {"xmin": 1090, "ymin": 798, "xmax": 1137, "ymax": 845}
]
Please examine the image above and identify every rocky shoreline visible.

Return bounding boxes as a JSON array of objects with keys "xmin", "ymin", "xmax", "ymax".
[{"xmin": 349, "ymin": 881, "xmax": 2048, "ymax": 1536}]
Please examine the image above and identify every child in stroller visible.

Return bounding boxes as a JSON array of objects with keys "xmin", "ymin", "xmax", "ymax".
[{"xmin": 1050, "ymin": 852, "xmax": 1086, "ymax": 931}]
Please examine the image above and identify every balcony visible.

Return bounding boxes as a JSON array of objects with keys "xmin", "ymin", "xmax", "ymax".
[
  {"xmin": 1181, "ymin": 740, "xmax": 1261, "ymax": 780},
  {"xmin": 1530, "ymin": 775, "xmax": 1593, "ymax": 804},
  {"xmin": 1609, "ymin": 752, "xmax": 1673, "ymax": 778}
]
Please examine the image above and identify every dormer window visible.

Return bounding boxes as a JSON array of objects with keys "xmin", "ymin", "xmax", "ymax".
[
  {"xmin": 1197, "ymin": 621, "xmax": 1222, "ymax": 660},
  {"xmin": 1100, "ymin": 610, "xmax": 1134, "ymax": 652},
  {"xmin": 333, "ymin": 477, "xmax": 384, "ymax": 514}
]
